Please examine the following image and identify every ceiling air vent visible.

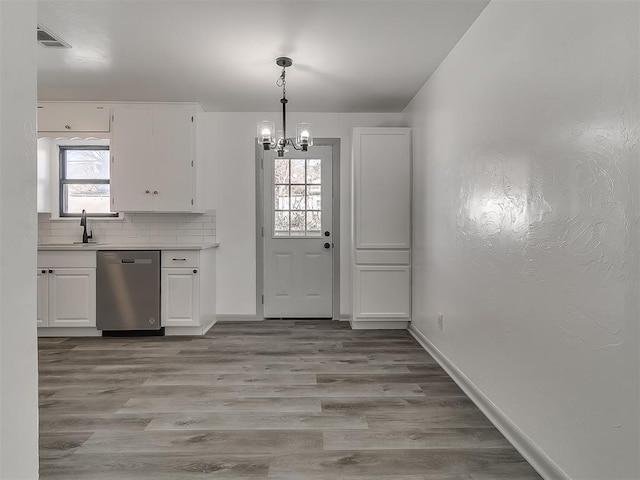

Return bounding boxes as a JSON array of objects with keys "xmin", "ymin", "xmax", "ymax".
[{"xmin": 37, "ymin": 24, "xmax": 70, "ymax": 48}]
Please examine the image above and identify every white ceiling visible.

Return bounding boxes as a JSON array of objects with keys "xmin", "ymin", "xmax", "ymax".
[{"xmin": 37, "ymin": 0, "xmax": 488, "ymax": 112}]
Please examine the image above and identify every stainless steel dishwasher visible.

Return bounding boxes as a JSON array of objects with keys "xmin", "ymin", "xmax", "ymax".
[{"xmin": 96, "ymin": 251, "xmax": 161, "ymax": 332}]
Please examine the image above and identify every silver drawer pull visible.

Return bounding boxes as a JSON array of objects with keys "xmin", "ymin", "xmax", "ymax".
[{"xmin": 172, "ymin": 258, "xmax": 187, "ymax": 261}]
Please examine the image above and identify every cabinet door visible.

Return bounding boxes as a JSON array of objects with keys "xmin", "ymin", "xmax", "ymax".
[
  {"xmin": 353, "ymin": 265, "xmax": 411, "ymax": 320},
  {"xmin": 37, "ymin": 103, "xmax": 110, "ymax": 132},
  {"xmin": 353, "ymin": 129, "xmax": 411, "ymax": 249},
  {"xmin": 151, "ymin": 105, "xmax": 195, "ymax": 212},
  {"xmin": 161, "ymin": 268, "xmax": 200, "ymax": 327},
  {"xmin": 37, "ymin": 269, "xmax": 49, "ymax": 327},
  {"xmin": 111, "ymin": 106, "xmax": 154, "ymax": 211},
  {"xmin": 48, "ymin": 268, "xmax": 96, "ymax": 327}
]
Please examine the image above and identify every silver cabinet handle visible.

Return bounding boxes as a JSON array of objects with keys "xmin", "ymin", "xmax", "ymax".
[
  {"xmin": 172, "ymin": 258, "xmax": 186, "ymax": 261},
  {"xmin": 64, "ymin": 125, "xmax": 71, "ymax": 129},
  {"xmin": 145, "ymin": 189, "xmax": 150, "ymax": 194},
  {"xmin": 153, "ymin": 190, "xmax": 158, "ymax": 195}
]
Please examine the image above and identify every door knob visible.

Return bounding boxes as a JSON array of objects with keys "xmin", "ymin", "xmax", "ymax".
[
  {"xmin": 48, "ymin": 269, "xmax": 53, "ymax": 273},
  {"xmin": 324, "ymin": 242, "xmax": 331, "ymax": 249},
  {"xmin": 324, "ymin": 231, "xmax": 330, "ymax": 237},
  {"xmin": 153, "ymin": 190, "xmax": 158, "ymax": 195},
  {"xmin": 41, "ymin": 270, "xmax": 46, "ymax": 274},
  {"xmin": 145, "ymin": 189, "xmax": 150, "ymax": 194},
  {"xmin": 193, "ymin": 269, "xmax": 197, "ymax": 274}
]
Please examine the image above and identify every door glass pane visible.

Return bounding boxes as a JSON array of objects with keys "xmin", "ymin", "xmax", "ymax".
[
  {"xmin": 272, "ymin": 158, "xmax": 323, "ymax": 237},
  {"xmin": 307, "ymin": 159, "xmax": 321, "ymax": 184},
  {"xmin": 307, "ymin": 211, "xmax": 321, "ymax": 235},
  {"xmin": 290, "ymin": 185, "xmax": 305, "ymax": 210},
  {"xmin": 275, "ymin": 185, "xmax": 289, "ymax": 210},
  {"xmin": 290, "ymin": 159, "xmax": 305, "ymax": 184},
  {"xmin": 274, "ymin": 159, "xmax": 289, "ymax": 184},
  {"xmin": 290, "ymin": 211, "xmax": 305, "ymax": 235},
  {"xmin": 274, "ymin": 211, "xmax": 290, "ymax": 236},
  {"xmin": 306, "ymin": 185, "xmax": 321, "ymax": 211}
]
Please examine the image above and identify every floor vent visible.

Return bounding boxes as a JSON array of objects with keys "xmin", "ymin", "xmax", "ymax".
[{"xmin": 37, "ymin": 24, "xmax": 71, "ymax": 48}]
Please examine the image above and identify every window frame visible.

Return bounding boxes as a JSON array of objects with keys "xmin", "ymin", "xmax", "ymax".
[
  {"xmin": 58, "ymin": 145, "xmax": 117, "ymax": 218},
  {"xmin": 273, "ymin": 157, "xmax": 322, "ymax": 238}
]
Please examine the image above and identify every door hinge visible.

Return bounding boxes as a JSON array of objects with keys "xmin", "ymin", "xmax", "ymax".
[
  {"xmin": 191, "ymin": 116, "xmax": 194, "ymax": 122},
  {"xmin": 111, "ymin": 155, "xmax": 114, "ymax": 163},
  {"xmin": 261, "ymin": 158, "xmax": 263, "ymax": 169},
  {"xmin": 111, "ymin": 114, "xmax": 114, "ymax": 122},
  {"xmin": 191, "ymin": 199, "xmax": 194, "ymax": 205},
  {"xmin": 261, "ymin": 295, "xmax": 264, "ymax": 304},
  {"xmin": 261, "ymin": 226, "xmax": 264, "ymax": 237},
  {"xmin": 111, "ymin": 197, "xmax": 114, "ymax": 205}
]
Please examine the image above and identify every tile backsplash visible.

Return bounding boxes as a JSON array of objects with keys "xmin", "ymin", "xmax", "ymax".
[{"xmin": 38, "ymin": 210, "xmax": 216, "ymax": 245}]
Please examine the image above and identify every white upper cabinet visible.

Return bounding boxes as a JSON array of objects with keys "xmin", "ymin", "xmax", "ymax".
[
  {"xmin": 111, "ymin": 104, "xmax": 197, "ymax": 212},
  {"xmin": 353, "ymin": 128, "xmax": 411, "ymax": 249},
  {"xmin": 37, "ymin": 102, "xmax": 110, "ymax": 133}
]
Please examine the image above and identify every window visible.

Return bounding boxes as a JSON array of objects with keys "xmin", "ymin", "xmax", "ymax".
[
  {"xmin": 59, "ymin": 146, "xmax": 115, "ymax": 217},
  {"xmin": 273, "ymin": 158, "xmax": 322, "ymax": 237}
]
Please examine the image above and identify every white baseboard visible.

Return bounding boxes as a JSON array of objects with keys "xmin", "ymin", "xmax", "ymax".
[
  {"xmin": 216, "ymin": 314, "xmax": 263, "ymax": 322},
  {"xmin": 37, "ymin": 327, "xmax": 102, "ymax": 337},
  {"xmin": 216, "ymin": 315, "xmax": 351, "ymax": 322},
  {"xmin": 408, "ymin": 326, "xmax": 568, "ymax": 480},
  {"xmin": 350, "ymin": 320, "xmax": 409, "ymax": 329}
]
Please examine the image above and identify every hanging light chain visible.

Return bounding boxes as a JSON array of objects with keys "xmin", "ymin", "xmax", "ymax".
[{"xmin": 276, "ymin": 67, "xmax": 286, "ymax": 98}]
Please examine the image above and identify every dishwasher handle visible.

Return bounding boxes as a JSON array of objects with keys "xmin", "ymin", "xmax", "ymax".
[{"xmin": 121, "ymin": 258, "xmax": 153, "ymax": 264}]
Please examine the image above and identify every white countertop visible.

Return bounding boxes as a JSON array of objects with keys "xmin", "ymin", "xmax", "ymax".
[{"xmin": 38, "ymin": 242, "xmax": 219, "ymax": 251}]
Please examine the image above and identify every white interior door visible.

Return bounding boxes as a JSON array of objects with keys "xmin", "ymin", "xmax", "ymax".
[{"xmin": 263, "ymin": 145, "xmax": 333, "ymax": 318}]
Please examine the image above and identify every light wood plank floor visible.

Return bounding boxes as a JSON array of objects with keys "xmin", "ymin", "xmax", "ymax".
[{"xmin": 39, "ymin": 320, "xmax": 542, "ymax": 479}]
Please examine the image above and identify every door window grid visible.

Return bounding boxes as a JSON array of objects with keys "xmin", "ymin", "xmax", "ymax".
[{"xmin": 274, "ymin": 158, "xmax": 321, "ymax": 237}]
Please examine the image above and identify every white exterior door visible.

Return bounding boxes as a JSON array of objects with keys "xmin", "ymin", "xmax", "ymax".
[{"xmin": 263, "ymin": 145, "xmax": 333, "ymax": 318}]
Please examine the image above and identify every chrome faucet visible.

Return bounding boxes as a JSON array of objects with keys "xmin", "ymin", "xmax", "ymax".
[{"xmin": 80, "ymin": 209, "xmax": 93, "ymax": 243}]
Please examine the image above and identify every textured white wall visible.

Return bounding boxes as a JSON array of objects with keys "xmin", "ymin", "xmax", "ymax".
[
  {"xmin": 404, "ymin": 1, "xmax": 639, "ymax": 478},
  {"xmin": 204, "ymin": 112, "xmax": 403, "ymax": 316},
  {"xmin": 0, "ymin": 0, "xmax": 40, "ymax": 477}
]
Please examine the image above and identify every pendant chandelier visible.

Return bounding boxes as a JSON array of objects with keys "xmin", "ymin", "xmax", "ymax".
[{"xmin": 257, "ymin": 57, "xmax": 313, "ymax": 157}]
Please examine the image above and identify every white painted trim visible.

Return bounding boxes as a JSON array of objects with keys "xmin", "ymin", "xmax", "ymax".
[
  {"xmin": 216, "ymin": 314, "xmax": 264, "ymax": 322},
  {"xmin": 408, "ymin": 325, "xmax": 569, "ymax": 480},
  {"xmin": 350, "ymin": 320, "xmax": 408, "ymax": 330},
  {"xmin": 37, "ymin": 327, "xmax": 101, "ymax": 337}
]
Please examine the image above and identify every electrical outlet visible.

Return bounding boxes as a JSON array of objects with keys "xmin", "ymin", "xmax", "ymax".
[{"xmin": 437, "ymin": 313, "xmax": 444, "ymax": 331}]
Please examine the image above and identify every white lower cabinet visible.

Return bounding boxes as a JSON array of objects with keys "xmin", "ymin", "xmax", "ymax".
[
  {"xmin": 37, "ymin": 251, "xmax": 97, "ymax": 329},
  {"xmin": 161, "ymin": 249, "xmax": 216, "ymax": 333},
  {"xmin": 37, "ymin": 269, "xmax": 49, "ymax": 327},
  {"xmin": 162, "ymin": 268, "xmax": 200, "ymax": 327},
  {"xmin": 48, "ymin": 269, "xmax": 96, "ymax": 327},
  {"xmin": 37, "ymin": 247, "xmax": 216, "ymax": 336}
]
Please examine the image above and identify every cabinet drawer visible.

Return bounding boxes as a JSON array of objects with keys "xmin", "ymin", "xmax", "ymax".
[
  {"xmin": 162, "ymin": 250, "xmax": 199, "ymax": 268},
  {"xmin": 37, "ymin": 103, "xmax": 111, "ymax": 132},
  {"xmin": 38, "ymin": 251, "xmax": 96, "ymax": 268}
]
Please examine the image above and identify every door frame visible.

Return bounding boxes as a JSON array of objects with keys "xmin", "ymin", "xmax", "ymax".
[{"xmin": 255, "ymin": 138, "xmax": 340, "ymax": 320}]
